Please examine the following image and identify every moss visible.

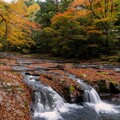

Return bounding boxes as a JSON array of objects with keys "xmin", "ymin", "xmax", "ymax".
[
  {"xmin": 79, "ymin": 74, "xmax": 87, "ymax": 78},
  {"xmin": 69, "ymin": 85, "xmax": 75, "ymax": 93},
  {"xmin": 97, "ymin": 71, "xmax": 108, "ymax": 75},
  {"xmin": 24, "ymin": 101, "xmax": 29, "ymax": 108},
  {"xmin": 106, "ymin": 78, "xmax": 118, "ymax": 84}
]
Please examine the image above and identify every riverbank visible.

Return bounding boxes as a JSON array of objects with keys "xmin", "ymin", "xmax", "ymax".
[{"xmin": 0, "ymin": 55, "xmax": 31, "ymax": 120}]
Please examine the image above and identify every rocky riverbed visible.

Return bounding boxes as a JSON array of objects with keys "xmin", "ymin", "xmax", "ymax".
[{"xmin": 0, "ymin": 52, "xmax": 120, "ymax": 120}]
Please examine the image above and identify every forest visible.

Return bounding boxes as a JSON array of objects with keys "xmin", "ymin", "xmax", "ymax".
[
  {"xmin": 0, "ymin": 1, "xmax": 120, "ymax": 120},
  {"xmin": 0, "ymin": 0, "xmax": 120, "ymax": 60}
]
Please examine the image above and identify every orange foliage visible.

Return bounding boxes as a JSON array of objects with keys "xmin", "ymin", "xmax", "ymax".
[
  {"xmin": 70, "ymin": 0, "xmax": 116, "ymax": 21},
  {"xmin": 51, "ymin": 9, "xmax": 87, "ymax": 25},
  {"xmin": 0, "ymin": 0, "xmax": 40, "ymax": 49},
  {"xmin": 51, "ymin": 10, "xmax": 75, "ymax": 25}
]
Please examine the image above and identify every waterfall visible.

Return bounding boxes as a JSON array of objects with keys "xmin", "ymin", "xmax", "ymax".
[
  {"xmin": 68, "ymin": 74, "xmax": 102, "ymax": 103},
  {"xmin": 84, "ymin": 89, "xmax": 101, "ymax": 103},
  {"xmin": 34, "ymin": 86, "xmax": 65, "ymax": 113},
  {"xmin": 23, "ymin": 74, "xmax": 81, "ymax": 120},
  {"xmin": 68, "ymin": 74, "xmax": 120, "ymax": 113},
  {"xmin": 23, "ymin": 73, "xmax": 119, "ymax": 120},
  {"xmin": 83, "ymin": 88, "xmax": 119, "ymax": 113},
  {"xmin": 23, "ymin": 75, "xmax": 65, "ymax": 112}
]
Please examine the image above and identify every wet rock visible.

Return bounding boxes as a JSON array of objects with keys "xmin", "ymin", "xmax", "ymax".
[
  {"xmin": 92, "ymin": 83, "xmax": 99, "ymax": 92},
  {"xmin": 56, "ymin": 64, "xmax": 64, "ymax": 70},
  {"xmin": 25, "ymin": 72, "xmax": 31, "ymax": 75},
  {"xmin": 68, "ymin": 85, "xmax": 84, "ymax": 103},
  {"xmin": 97, "ymin": 70, "xmax": 102, "ymax": 72},
  {"xmin": 96, "ymin": 79, "xmax": 120, "ymax": 94},
  {"xmin": 62, "ymin": 85, "xmax": 84, "ymax": 103},
  {"xmin": 99, "ymin": 93, "xmax": 111, "ymax": 100},
  {"xmin": 97, "ymin": 80, "xmax": 108, "ymax": 92},
  {"xmin": 25, "ymin": 72, "xmax": 40, "ymax": 76},
  {"xmin": 111, "ymin": 94, "xmax": 120, "ymax": 104},
  {"xmin": 110, "ymin": 82, "xmax": 120, "ymax": 94}
]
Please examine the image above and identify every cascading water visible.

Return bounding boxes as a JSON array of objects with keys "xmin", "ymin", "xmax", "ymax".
[
  {"xmin": 23, "ymin": 74, "xmax": 83, "ymax": 120},
  {"xmin": 84, "ymin": 87, "xmax": 119, "ymax": 113},
  {"xmin": 84, "ymin": 89, "xmax": 101, "ymax": 103},
  {"xmin": 4, "ymin": 53, "xmax": 120, "ymax": 120},
  {"xmin": 24, "ymin": 75, "xmax": 63, "ymax": 117},
  {"xmin": 68, "ymin": 74, "xmax": 120, "ymax": 113},
  {"xmin": 32, "ymin": 85, "xmax": 66, "ymax": 120}
]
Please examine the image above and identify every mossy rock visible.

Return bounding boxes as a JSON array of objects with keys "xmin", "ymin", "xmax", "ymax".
[
  {"xmin": 97, "ymin": 80, "xmax": 108, "ymax": 92},
  {"xmin": 109, "ymin": 82, "xmax": 120, "ymax": 94},
  {"xmin": 69, "ymin": 85, "xmax": 75, "ymax": 93}
]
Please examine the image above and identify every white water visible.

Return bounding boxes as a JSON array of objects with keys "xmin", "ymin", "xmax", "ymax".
[
  {"xmin": 24, "ymin": 74, "xmax": 82, "ymax": 120},
  {"xmin": 84, "ymin": 89, "xmax": 101, "ymax": 103},
  {"xmin": 81, "ymin": 83, "xmax": 120, "ymax": 113},
  {"xmin": 84, "ymin": 88, "xmax": 119, "ymax": 113},
  {"xmin": 34, "ymin": 103, "xmax": 82, "ymax": 120},
  {"xmin": 68, "ymin": 74, "xmax": 120, "ymax": 114},
  {"xmin": 87, "ymin": 102, "xmax": 119, "ymax": 113},
  {"xmin": 23, "ymin": 73, "xmax": 120, "ymax": 120}
]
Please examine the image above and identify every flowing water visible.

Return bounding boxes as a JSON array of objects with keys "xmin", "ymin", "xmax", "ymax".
[
  {"xmin": 5, "ymin": 52, "xmax": 119, "ymax": 120},
  {"xmin": 23, "ymin": 74, "xmax": 83, "ymax": 120},
  {"xmin": 22, "ymin": 73, "xmax": 120, "ymax": 120},
  {"xmin": 84, "ymin": 88, "xmax": 119, "ymax": 113},
  {"xmin": 68, "ymin": 74, "xmax": 120, "ymax": 114},
  {"xmin": 84, "ymin": 89, "xmax": 101, "ymax": 103}
]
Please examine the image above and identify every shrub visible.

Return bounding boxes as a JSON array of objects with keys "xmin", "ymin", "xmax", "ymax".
[{"xmin": 0, "ymin": 43, "xmax": 4, "ymax": 51}]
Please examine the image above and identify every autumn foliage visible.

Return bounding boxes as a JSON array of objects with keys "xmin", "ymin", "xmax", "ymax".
[
  {"xmin": 35, "ymin": 0, "xmax": 120, "ymax": 58},
  {"xmin": 0, "ymin": 0, "xmax": 40, "ymax": 50},
  {"xmin": 0, "ymin": 0, "xmax": 120, "ymax": 59}
]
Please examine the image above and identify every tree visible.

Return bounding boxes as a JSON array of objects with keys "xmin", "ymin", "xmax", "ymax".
[
  {"xmin": 35, "ymin": 0, "xmax": 59, "ymax": 27},
  {"xmin": 0, "ymin": 0, "xmax": 9, "ymax": 46},
  {"xmin": 0, "ymin": 0, "xmax": 40, "ymax": 51},
  {"xmin": 33, "ymin": 0, "xmax": 120, "ymax": 58},
  {"xmin": 49, "ymin": 11, "xmax": 87, "ymax": 58},
  {"xmin": 35, "ymin": 0, "xmax": 74, "ymax": 27},
  {"xmin": 34, "ymin": 0, "xmax": 74, "ymax": 52},
  {"xmin": 70, "ymin": 0, "xmax": 120, "ymax": 50}
]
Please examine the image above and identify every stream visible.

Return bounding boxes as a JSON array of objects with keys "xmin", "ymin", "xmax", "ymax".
[
  {"xmin": 7, "ymin": 53, "xmax": 120, "ymax": 120},
  {"xmin": 23, "ymin": 73, "xmax": 120, "ymax": 120}
]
